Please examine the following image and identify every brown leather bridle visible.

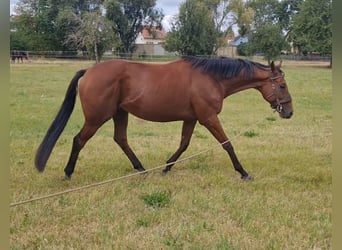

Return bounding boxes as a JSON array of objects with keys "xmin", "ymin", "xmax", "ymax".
[{"xmin": 266, "ymin": 72, "xmax": 292, "ymax": 113}]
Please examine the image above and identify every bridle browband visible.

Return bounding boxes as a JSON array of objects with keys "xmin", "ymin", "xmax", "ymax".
[{"xmin": 265, "ymin": 72, "xmax": 292, "ymax": 113}]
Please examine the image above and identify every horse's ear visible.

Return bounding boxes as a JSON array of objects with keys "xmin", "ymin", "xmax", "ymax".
[{"xmin": 270, "ymin": 61, "xmax": 275, "ymax": 72}]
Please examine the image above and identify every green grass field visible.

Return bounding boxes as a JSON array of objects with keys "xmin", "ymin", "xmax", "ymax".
[{"xmin": 10, "ymin": 59, "xmax": 332, "ymax": 249}]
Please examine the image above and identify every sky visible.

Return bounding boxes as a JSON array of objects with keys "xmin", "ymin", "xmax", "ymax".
[
  {"xmin": 155, "ymin": 0, "xmax": 184, "ymax": 31},
  {"xmin": 10, "ymin": 0, "xmax": 184, "ymax": 31}
]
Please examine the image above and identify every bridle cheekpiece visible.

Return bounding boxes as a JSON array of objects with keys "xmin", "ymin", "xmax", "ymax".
[{"xmin": 266, "ymin": 71, "xmax": 292, "ymax": 113}]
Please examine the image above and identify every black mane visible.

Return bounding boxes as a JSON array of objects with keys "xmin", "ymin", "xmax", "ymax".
[{"xmin": 182, "ymin": 56, "xmax": 269, "ymax": 79}]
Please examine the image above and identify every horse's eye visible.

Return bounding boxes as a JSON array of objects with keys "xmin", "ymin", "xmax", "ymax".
[{"xmin": 279, "ymin": 84, "xmax": 286, "ymax": 90}]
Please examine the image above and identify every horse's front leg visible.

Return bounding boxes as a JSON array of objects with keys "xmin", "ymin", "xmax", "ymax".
[
  {"xmin": 113, "ymin": 109, "xmax": 145, "ymax": 172},
  {"xmin": 163, "ymin": 120, "xmax": 197, "ymax": 173},
  {"xmin": 200, "ymin": 115, "xmax": 253, "ymax": 181}
]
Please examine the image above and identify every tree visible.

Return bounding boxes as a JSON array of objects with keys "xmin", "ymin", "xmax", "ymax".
[
  {"xmin": 247, "ymin": 24, "xmax": 290, "ymax": 63},
  {"xmin": 105, "ymin": 0, "xmax": 163, "ymax": 54},
  {"xmin": 163, "ymin": 0, "xmax": 217, "ymax": 56},
  {"xmin": 229, "ymin": 0, "xmax": 254, "ymax": 36},
  {"xmin": 65, "ymin": 11, "xmax": 116, "ymax": 62},
  {"xmin": 276, "ymin": 0, "xmax": 302, "ymax": 38},
  {"xmin": 10, "ymin": 14, "xmax": 34, "ymax": 50},
  {"xmin": 55, "ymin": 8, "xmax": 80, "ymax": 52},
  {"xmin": 248, "ymin": 0, "xmax": 280, "ymax": 25},
  {"xmin": 11, "ymin": 0, "xmax": 59, "ymax": 51},
  {"xmin": 10, "ymin": 0, "xmax": 105, "ymax": 51},
  {"xmin": 291, "ymin": 0, "xmax": 332, "ymax": 57},
  {"xmin": 164, "ymin": 0, "xmax": 254, "ymax": 56},
  {"xmin": 243, "ymin": 0, "xmax": 290, "ymax": 61}
]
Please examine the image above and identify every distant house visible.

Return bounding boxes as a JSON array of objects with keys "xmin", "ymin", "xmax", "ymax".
[
  {"xmin": 134, "ymin": 26, "xmax": 169, "ymax": 56},
  {"xmin": 229, "ymin": 36, "xmax": 248, "ymax": 47},
  {"xmin": 217, "ymin": 35, "xmax": 249, "ymax": 57},
  {"xmin": 216, "ymin": 34, "xmax": 243, "ymax": 57},
  {"xmin": 135, "ymin": 26, "xmax": 166, "ymax": 45}
]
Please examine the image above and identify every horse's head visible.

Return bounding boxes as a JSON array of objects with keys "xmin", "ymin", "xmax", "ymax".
[{"xmin": 260, "ymin": 61, "xmax": 293, "ymax": 119}]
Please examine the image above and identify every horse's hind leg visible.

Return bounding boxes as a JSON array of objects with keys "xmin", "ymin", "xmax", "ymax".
[
  {"xmin": 163, "ymin": 120, "xmax": 197, "ymax": 173},
  {"xmin": 64, "ymin": 122, "xmax": 101, "ymax": 178},
  {"xmin": 113, "ymin": 109, "xmax": 145, "ymax": 172}
]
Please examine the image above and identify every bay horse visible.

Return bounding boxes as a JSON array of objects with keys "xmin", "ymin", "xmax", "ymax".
[
  {"xmin": 35, "ymin": 56, "xmax": 293, "ymax": 181},
  {"xmin": 11, "ymin": 50, "xmax": 28, "ymax": 63}
]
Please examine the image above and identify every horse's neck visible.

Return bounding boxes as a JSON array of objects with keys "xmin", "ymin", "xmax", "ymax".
[
  {"xmin": 221, "ymin": 72, "xmax": 269, "ymax": 98},
  {"xmin": 221, "ymin": 78, "xmax": 258, "ymax": 97}
]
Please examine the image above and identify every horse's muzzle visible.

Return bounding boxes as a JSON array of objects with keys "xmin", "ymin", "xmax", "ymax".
[
  {"xmin": 271, "ymin": 103, "xmax": 293, "ymax": 119},
  {"xmin": 281, "ymin": 110, "xmax": 293, "ymax": 119}
]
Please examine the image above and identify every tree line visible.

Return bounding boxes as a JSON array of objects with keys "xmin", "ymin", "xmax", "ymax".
[{"xmin": 10, "ymin": 0, "xmax": 332, "ymax": 63}]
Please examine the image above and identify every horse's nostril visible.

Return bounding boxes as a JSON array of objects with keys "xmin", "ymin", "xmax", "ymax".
[{"xmin": 286, "ymin": 111, "xmax": 293, "ymax": 119}]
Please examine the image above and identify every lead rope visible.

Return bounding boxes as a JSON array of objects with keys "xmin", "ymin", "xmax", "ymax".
[{"xmin": 10, "ymin": 113, "xmax": 274, "ymax": 207}]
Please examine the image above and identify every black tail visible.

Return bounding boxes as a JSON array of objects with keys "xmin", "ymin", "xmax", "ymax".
[{"xmin": 35, "ymin": 69, "xmax": 87, "ymax": 172}]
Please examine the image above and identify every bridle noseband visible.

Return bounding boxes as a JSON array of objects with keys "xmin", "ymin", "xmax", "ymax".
[{"xmin": 266, "ymin": 72, "xmax": 292, "ymax": 113}]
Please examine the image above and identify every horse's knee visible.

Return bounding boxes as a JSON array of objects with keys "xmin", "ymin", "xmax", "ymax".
[{"xmin": 114, "ymin": 135, "xmax": 127, "ymax": 147}]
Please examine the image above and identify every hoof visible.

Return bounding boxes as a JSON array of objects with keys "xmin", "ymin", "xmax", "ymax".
[
  {"xmin": 241, "ymin": 175, "xmax": 253, "ymax": 181},
  {"xmin": 162, "ymin": 167, "xmax": 171, "ymax": 175},
  {"xmin": 134, "ymin": 163, "xmax": 146, "ymax": 172},
  {"xmin": 136, "ymin": 167, "xmax": 148, "ymax": 178},
  {"xmin": 63, "ymin": 175, "xmax": 72, "ymax": 181},
  {"xmin": 135, "ymin": 166, "xmax": 146, "ymax": 172}
]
